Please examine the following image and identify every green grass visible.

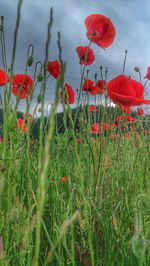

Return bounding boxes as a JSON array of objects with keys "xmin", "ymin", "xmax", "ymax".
[{"xmin": 0, "ymin": 123, "xmax": 150, "ymax": 265}]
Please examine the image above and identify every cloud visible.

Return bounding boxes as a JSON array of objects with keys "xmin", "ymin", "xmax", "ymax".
[{"xmin": 0, "ymin": 0, "xmax": 150, "ymax": 114}]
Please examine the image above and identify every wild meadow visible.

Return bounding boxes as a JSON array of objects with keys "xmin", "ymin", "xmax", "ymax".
[{"xmin": 0, "ymin": 1, "xmax": 150, "ymax": 265}]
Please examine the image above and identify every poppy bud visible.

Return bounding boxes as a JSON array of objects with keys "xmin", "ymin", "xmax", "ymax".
[
  {"xmin": 37, "ymin": 94, "xmax": 42, "ymax": 103},
  {"xmin": 134, "ymin": 66, "xmax": 140, "ymax": 72},
  {"xmin": 37, "ymin": 73, "xmax": 43, "ymax": 82},
  {"xmin": 94, "ymin": 73, "xmax": 98, "ymax": 82},
  {"xmin": 86, "ymin": 69, "xmax": 89, "ymax": 77},
  {"xmin": 27, "ymin": 56, "xmax": 33, "ymax": 67}
]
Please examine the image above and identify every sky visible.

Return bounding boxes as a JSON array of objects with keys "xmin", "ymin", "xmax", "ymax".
[{"xmin": 0, "ymin": 0, "xmax": 150, "ymax": 115}]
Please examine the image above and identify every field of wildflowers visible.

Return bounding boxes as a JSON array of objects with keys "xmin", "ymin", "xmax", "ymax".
[{"xmin": 0, "ymin": 1, "xmax": 150, "ymax": 265}]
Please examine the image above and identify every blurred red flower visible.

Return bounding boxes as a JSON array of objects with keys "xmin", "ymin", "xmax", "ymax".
[
  {"xmin": 16, "ymin": 118, "xmax": 27, "ymax": 134},
  {"xmin": 60, "ymin": 176, "xmax": 68, "ymax": 183},
  {"xmin": 115, "ymin": 115, "xmax": 125, "ymax": 123},
  {"xmin": 89, "ymin": 86, "xmax": 99, "ymax": 95},
  {"xmin": 95, "ymin": 80, "xmax": 106, "ymax": 95},
  {"xmin": 82, "ymin": 79, "xmax": 98, "ymax": 95},
  {"xmin": 102, "ymin": 122, "xmax": 109, "ymax": 131},
  {"xmin": 144, "ymin": 67, "xmax": 150, "ymax": 80},
  {"xmin": 12, "ymin": 74, "xmax": 33, "ymax": 99},
  {"xmin": 22, "ymin": 113, "xmax": 33, "ymax": 123},
  {"xmin": 0, "ymin": 69, "xmax": 10, "ymax": 86},
  {"xmin": 111, "ymin": 122, "xmax": 117, "ymax": 129},
  {"xmin": 48, "ymin": 60, "xmax": 60, "ymax": 79},
  {"xmin": 124, "ymin": 133, "xmax": 130, "ymax": 139},
  {"xmin": 82, "ymin": 79, "xmax": 94, "ymax": 91},
  {"xmin": 126, "ymin": 116, "xmax": 136, "ymax": 122},
  {"xmin": 76, "ymin": 138, "xmax": 81, "ymax": 144},
  {"xmin": 61, "ymin": 83, "xmax": 75, "ymax": 104},
  {"xmin": 89, "ymin": 105, "xmax": 97, "ymax": 112},
  {"xmin": 137, "ymin": 108, "xmax": 144, "ymax": 116},
  {"xmin": 85, "ymin": 14, "xmax": 116, "ymax": 48},
  {"xmin": 91, "ymin": 122, "xmax": 100, "ymax": 134},
  {"xmin": 107, "ymin": 75, "xmax": 150, "ymax": 106},
  {"xmin": 119, "ymin": 104, "xmax": 131, "ymax": 114},
  {"xmin": 76, "ymin": 46, "xmax": 95, "ymax": 65}
]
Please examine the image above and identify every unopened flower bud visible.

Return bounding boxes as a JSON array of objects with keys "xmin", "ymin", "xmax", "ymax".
[
  {"xmin": 134, "ymin": 66, "xmax": 140, "ymax": 72},
  {"xmin": 94, "ymin": 73, "xmax": 98, "ymax": 81},
  {"xmin": 37, "ymin": 94, "xmax": 42, "ymax": 103},
  {"xmin": 37, "ymin": 73, "xmax": 43, "ymax": 82},
  {"xmin": 27, "ymin": 56, "xmax": 33, "ymax": 67}
]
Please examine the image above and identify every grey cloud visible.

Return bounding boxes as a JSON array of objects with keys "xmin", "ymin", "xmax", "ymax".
[{"xmin": 0, "ymin": 0, "xmax": 150, "ymax": 114}]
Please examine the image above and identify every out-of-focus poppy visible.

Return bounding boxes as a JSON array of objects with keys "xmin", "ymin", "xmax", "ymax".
[
  {"xmin": 115, "ymin": 115, "xmax": 125, "ymax": 123},
  {"xmin": 89, "ymin": 105, "xmax": 97, "ymax": 112},
  {"xmin": 61, "ymin": 83, "xmax": 75, "ymax": 104},
  {"xmin": 126, "ymin": 116, "xmax": 136, "ymax": 122},
  {"xmin": 22, "ymin": 113, "xmax": 33, "ymax": 123},
  {"xmin": 0, "ymin": 69, "xmax": 10, "ymax": 86},
  {"xmin": 95, "ymin": 80, "xmax": 106, "ymax": 95},
  {"xmin": 91, "ymin": 122, "xmax": 100, "ymax": 134},
  {"xmin": 144, "ymin": 67, "xmax": 150, "ymax": 80},
  {"xmin": 102, "ymin": 122, "xmax": 109, "ymax": 131},
  {"xmin": 82, "ymin": 79, "xmax": 94, "ymax": 91},
  {"xmin": 60, "ymin": 176, "xmax": 68, "ymax": 183},
  {"xmin": 16, "ymin": 118, "xmax": 27, "ymax": 134},
  {"xmin": 119, "ymin": 104, "xmax": 131, "ymax": 114},
  {"xmin": 137, "ymin": 108, "xmax": 144, "ymax": 116}
]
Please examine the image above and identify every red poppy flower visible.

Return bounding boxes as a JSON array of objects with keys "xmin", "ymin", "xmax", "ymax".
[
  {"xmin": 137, "ymin": 108, "xmax": 144, "ymax": 116},
  {"xmin": 61, "ymin": 83, "xmax": 75, "ymax": 104},
  {"xmin": 0, "ymin": 137, "xmax": 3, "ymax": 142},
  {"xmin": 119, "ymin": 104, "xmax": 131, "ymax": 114},
  {"xmin": 124, "ymin": 133, "xmax": 130, "ymax": 139},
  {"xmin": 102, "ymin": 122, "xmax": 109, "ymax": 131},
  {"xmin": 89, "ymin": 105, "xmax": 97, "ymax": 112},
  {"xmin": 111, "ymin": 122, "xmax": 117, "ymax": 129},
  {"xmin": 82, "ymin": 79, "xmax": 94, "ymax": 91},
  {"xmin": 82, "ymin": 79, "xmax": 98, "ymax": 95},
  {"xmin": 12, "ymin": 74, "xmax": 33, "ymax": 99},
  {"xmin": 91, "ymin": 122, "xmax": 100, "ymax": 134},
  {"xmin": 89, "ymin": 86, "xmax": 99, "ymax": 95},
  {"xmin": 0, "ymin": 69, "xmax": 10, "ymax": 86},
  {"xmin": 76, "ymin": 138, "xmax": 81, "ymax": 144},
  {"xmin": 59, "ymin": 176, "xmax": 68, "ymax": 183},
  {"xmin": 85, "ymin": 14, "xmax": 116, "ymax": 48},
  {"xmin": 144, "ymin": 67, "xmax": 150, "ymax": 80},
  {"xmin": 126, "ymin": 116, "xmax": 136, "ymax": 122},
  {"xmin": 115, "ymin": 115, "xmax": 125, "ymax": 123},
  {"xmin": 48, "ymin": 60, "xmax": 61, "ymax": 79},
  {"xmin": 22, "ymin": 113, "xmax": 33, "ymax": 123},
  {"xmin": 76, "ymin": 46, "xmax": 95, "ymax": 65},
  {"xmin": 107, "ymin": 75, "xmax": 150, "ymax": 106},
  {"xmin": 16, "ymin": 118, "xmax": 27, "ymax": 134},
  {"xmin": 95, "ymin": 80, "xmax": 106, "ymax": 95}
]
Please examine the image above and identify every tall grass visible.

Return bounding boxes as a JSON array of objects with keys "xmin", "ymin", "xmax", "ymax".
[{"xmin": 0, "ymin": 1, "xmax": 150, "ymax": 265}]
